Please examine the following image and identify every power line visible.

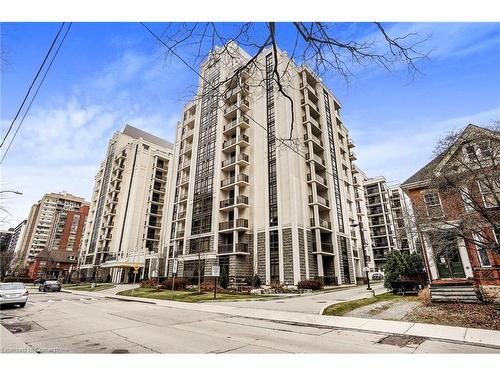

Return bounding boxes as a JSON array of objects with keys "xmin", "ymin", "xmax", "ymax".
[
  {"xmin": 0, "ymin": 23, "xmax": 66, "ymax": 149},
  {"xmin": 139, "ymin": 23, "xmax": 345, "ymax": 182},
  {"xmin": 0, "ymin": 23, "xmax": 72, "ymax": 164}
]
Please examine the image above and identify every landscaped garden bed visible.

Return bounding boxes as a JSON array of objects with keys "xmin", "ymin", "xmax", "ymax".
[{"xmin": 323, "ymin": 290, "xmax": 500, "ymax": 330}]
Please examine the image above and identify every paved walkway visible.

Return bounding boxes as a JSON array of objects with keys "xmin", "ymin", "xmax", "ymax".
[
  {"xmin": 209, "ymin": 282, "xmax": 387, "ymax": 314},
  {"xmin": 61, "ymin": 287, "xmax": 500, "ymax": 349}
]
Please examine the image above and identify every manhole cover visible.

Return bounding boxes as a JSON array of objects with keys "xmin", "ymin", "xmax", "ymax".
[
  {"xmin": 377, "ymin": 335, "xmax": 426, "ymax": 347},
  {"xmin": 1, "ymin": 320, "xmax": 45, "ymax": 334},
  {"xmin": 112, "ymin": 349, "xmax": 130, "ymax": 354}
]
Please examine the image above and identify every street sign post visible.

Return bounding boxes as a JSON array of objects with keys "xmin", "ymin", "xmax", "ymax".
[
  {"xmin": 171, "ymin": 259, "xmax": 179, "ymax": 295},
  {"xmin": 132, "ymin": 264, "xmax": 139, "ymax": 296},
  {"xmin": 212, "ymin": 266, "xmax": 220, "ymax": 299}
]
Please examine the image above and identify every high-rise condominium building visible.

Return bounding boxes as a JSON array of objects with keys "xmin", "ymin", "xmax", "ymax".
[
  {"xmin": 79, "ymin": 125, "xmax": 174, "ymax": 283},
  {"xmin": 363, "ymin": 176, "xmax": 416, "ymax": 270},
  {"xmin": 13, "ymin": 192, "xmax": 89, "ymax": 273},
  {"xmin": 163, "ymin": 43, "xmax": 367, "ymax": 286},
  {"xmin": 7, "ymin": 220, "xmax": 27, "ymax": 255}
]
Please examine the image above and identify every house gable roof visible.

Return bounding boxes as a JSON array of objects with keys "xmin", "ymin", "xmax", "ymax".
[{"xmin": 401, "ymin": 124, "xmax": 498, "ymax": 189}]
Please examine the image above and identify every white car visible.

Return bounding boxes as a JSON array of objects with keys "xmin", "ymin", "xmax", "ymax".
[{"xmin": 0, "ymin": 282, "xmax": 29, "ymax": 308}]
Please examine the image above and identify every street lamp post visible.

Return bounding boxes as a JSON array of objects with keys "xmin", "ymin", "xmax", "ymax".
[{"xmin": 351, "ymin": 222, "xmax": 371, "ymax": 291}]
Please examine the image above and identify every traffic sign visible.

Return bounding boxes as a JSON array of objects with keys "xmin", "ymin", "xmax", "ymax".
[
  {"xmin": 134, "ymin": 264, "xmax": 140, "ymax": 272},
  {"xmin": 172, "ymin": 259, "xmax": 178, "ymax": 274},
  {"xmin": 211, "ymin": 265, "xmax": 220, "ymax": 277}
]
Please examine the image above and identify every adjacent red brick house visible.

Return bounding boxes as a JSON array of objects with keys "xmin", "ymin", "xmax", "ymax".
[
  {"xmin": 401, "ymin": 124, "xmax": 500, "ymax": 302},
  {"xmin": 28, "ymin": 204, "xmax": 89, "ymax": 280}
]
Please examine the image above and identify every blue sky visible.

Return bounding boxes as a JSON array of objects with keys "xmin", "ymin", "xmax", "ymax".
[{"xmin": 1, "ymin": 22, "xmax": 499, "ymax": 229}]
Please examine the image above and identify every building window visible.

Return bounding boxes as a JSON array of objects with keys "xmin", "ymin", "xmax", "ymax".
[
  {"xmin": 423, "ymin": 191, "xmax": 444, "ymax": 218},
  {"xmin": 269, "ymin": 231, "xmax": 279, "ymax": 282},
  {"xmin": 478, "ymin": 178, "xmax": 500, "ymax": 208},
  {"xmin": 473, "ymin": 233, "xmax": 491, "ymax": 267},
  {"xmin": 460, "ymin": 187, "xmax": 475, "ymax": 212}
]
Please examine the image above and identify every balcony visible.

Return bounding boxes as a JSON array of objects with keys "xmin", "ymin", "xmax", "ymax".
[
  {"xmin": 308, "ymin": 194, "xmax": 330, "ymax": 209},
  {"xmin": 180, "ymin": 144, "xmax": 193, "ymax": 155},
  {"xmin": 221, "ymin": 153, "xmax": 249, "ymax": 170},
  {"xmin": 176, "ymin": 193, "xmax": 188, "ymax": 203},
  {"xmin": 310, "ymin": 218, "xmax": 332, "ymax": 232},
  {"xmin": 219, "ymin": 218, "xmax": 249, "ymax": 232},
  {"xmin": 154, "ymin": 173, "xmax": 167, "ymax": 182},
  {"xmin": 307, "ymin": 173, "xmax": 328, "ymax": 189},
  {"xmin": 177, "ymin": 176, "xmax": 190, "ymax": 187},
  {"xmin": 349, "ymin": 151, "xmax": 357, "ymax": 161},
  {"xmin": 223, "ymin": 116, "xmax": 250, "ymax": 134},
  {"xmin": 222, "ymin": 134, "xmax": 249, "ymax": 152},
  {"xmin": 301, "ymin": 98, "xmax": 320, "ymax": 117},
  {"xmin": 347, "ymin": 137, "xmax": 354, "ymax": 148},
  {"xmin": 218, "ymin": 242, "xmax": 249, "ymax": 255},
  {"xmin": 306, "ymin": 152, "xmax": 326, "ymax": 170},
  {"xmin": 178, "ymin": 159, "xmax": 191, "ymax": 171},
  {"xmin": 174, "ymin": 230, "xmax": 184, "ymax": 238},
  {"xmin": 304, "ymin": 132, "xmax": 324, "ymax": 151},
  {"xmin": 299, "ymin": 82, "xmax": 319, "ymax": 101},
  {"xmin": 181, "ymin": 128, "xmax": 194, "ymax": 140},
  {"xmin": 302, "ymin": 114, "xmax": 322, "ymax": 134},
  {"xmin": 220, "ymin": 195, "xmax": 249, "ymax": 210},
  {"xmin": 224, "ymin": 83, "xmax": 249, "ymax": 100},
  {"xmin": 221, "ymin": 173, "xmax": 249, "ymax": 190},
  {"xmin": 223, "ymin": 100, "xmax": 250, "ymax": 118}
]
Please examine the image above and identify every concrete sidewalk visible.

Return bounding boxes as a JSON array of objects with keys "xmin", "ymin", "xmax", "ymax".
[
  {"xmin": 62, "ymin": 288, "xmax": 500, "ymax": 349},
  {"xmin": 0, "ymin": 326, "xmax": 36, "ymax": 353}
]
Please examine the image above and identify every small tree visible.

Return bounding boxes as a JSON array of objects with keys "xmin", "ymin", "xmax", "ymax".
[
  {"xmin": 384, "ymin": 251, "xmax": 426, "ymax": 288},
  {"xmin": 219, "ymin": 266, "xmax": 229, "ymax": 289},
  {"xmin": 252, "ymin": 273, "xmax": 261, "ymax": 288},
  {"xmin": 383, "ymin": 251, "xmax": 404, "ymax": 288}
]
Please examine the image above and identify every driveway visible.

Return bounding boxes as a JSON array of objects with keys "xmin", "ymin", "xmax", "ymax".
[{"xmin": 210, "ymin": 282, "xmax": 387, "ymax": 314}]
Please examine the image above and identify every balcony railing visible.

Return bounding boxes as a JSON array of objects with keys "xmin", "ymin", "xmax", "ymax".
[
  {"xmin": 310, "ymin": 218, "xmax": 332, "ymax": 230},
  {"xmin": 219, "ymin": 218, "xmax": 249, "ymax": 231},
  {"xmin": 304, "ymin": 133, "xmax": 323, "ymax": 147},
  {"xmin": 223, "ymin": 134, "xmax": 249, "ymax": 149},
  {"xmin": 306, "ymin": 153, "xmax": 326, "ymax": 166},
  {"xmin": 220, "ymin": 195, "xmax": 249, "ymax": 208},
  {"xmin": 221, "ymin": 153, "xmax": 249, "ymax": 168},
  {"xmin": 224, "ymin": 116, "xmax": 250, "ymax": 132},
  {"xmin": 308, "ymin": 195, "xmax": 329, "ymax": 207},
  {"xmin": 307, "ymin": 173, "xmax": 327, "ymax": 186},
  {"xmin": 176, "ymin": 193, "xmax": 188, "ymax": 202},
  {"xmin": 321, "ymin": 242, "xmax": 334, "ymax": 253},
  {"xmin": 221, "ymin": 173, "xmax": 249, "ymax": 187}
]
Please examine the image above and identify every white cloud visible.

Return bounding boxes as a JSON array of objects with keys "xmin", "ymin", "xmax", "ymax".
[
  {"xmin": 352, "ymin": 106, "xmax": 500, "ymax": 184},
  {"xmin": 0, "ymin": 46, "xmax": 188, "ymax": 229}
]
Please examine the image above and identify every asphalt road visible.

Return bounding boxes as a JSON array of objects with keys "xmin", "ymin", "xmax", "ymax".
[{"xmin": 1, "ymin": 288, "xmax": 498, "ymax": 353}]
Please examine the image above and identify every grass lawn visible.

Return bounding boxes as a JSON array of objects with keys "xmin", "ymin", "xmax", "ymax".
[
  {"xmin": 117, "ymin": 287, "xmax": 280, "ymax": 302},
  {"xmin": 64, "ymin": 283, "xmax": 116, "ymax": 292},
  {"xmin": 323, "ymin": 292, "xmax": 417, "ymax": 316}
]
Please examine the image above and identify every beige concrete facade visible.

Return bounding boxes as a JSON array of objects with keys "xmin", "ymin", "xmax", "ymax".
[
  {"xmin": 78, "ymin": 125, "xmax": 174, "ymax": 283},
  {"xmin": 163, "ymin": 43, "xmax": 369, "ymax": 286}
]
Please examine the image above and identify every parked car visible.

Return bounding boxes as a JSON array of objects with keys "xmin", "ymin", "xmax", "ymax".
[
  {"xmin": 39, "ymin": 280, "xmax": 61, "ymax": 292},
  {"xmin": 0, "ymin": 282, "xmax": 29, "ymax": 308},
  {"xmin": 34, "ymin": 278, "xmax": 46, "ymax": 286},
  {"xmin": 371, "ymin": 273, "xmax": 384, "ymax": 280}
]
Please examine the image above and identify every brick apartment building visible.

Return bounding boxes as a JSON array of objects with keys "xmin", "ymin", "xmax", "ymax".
[
  {"xmin": 401, "ymin": 124, "xmax": 499, "ymax": 302},
  {"xmin": 25, "ymin": 198, "xmax": 89, "ymax": 280}
]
